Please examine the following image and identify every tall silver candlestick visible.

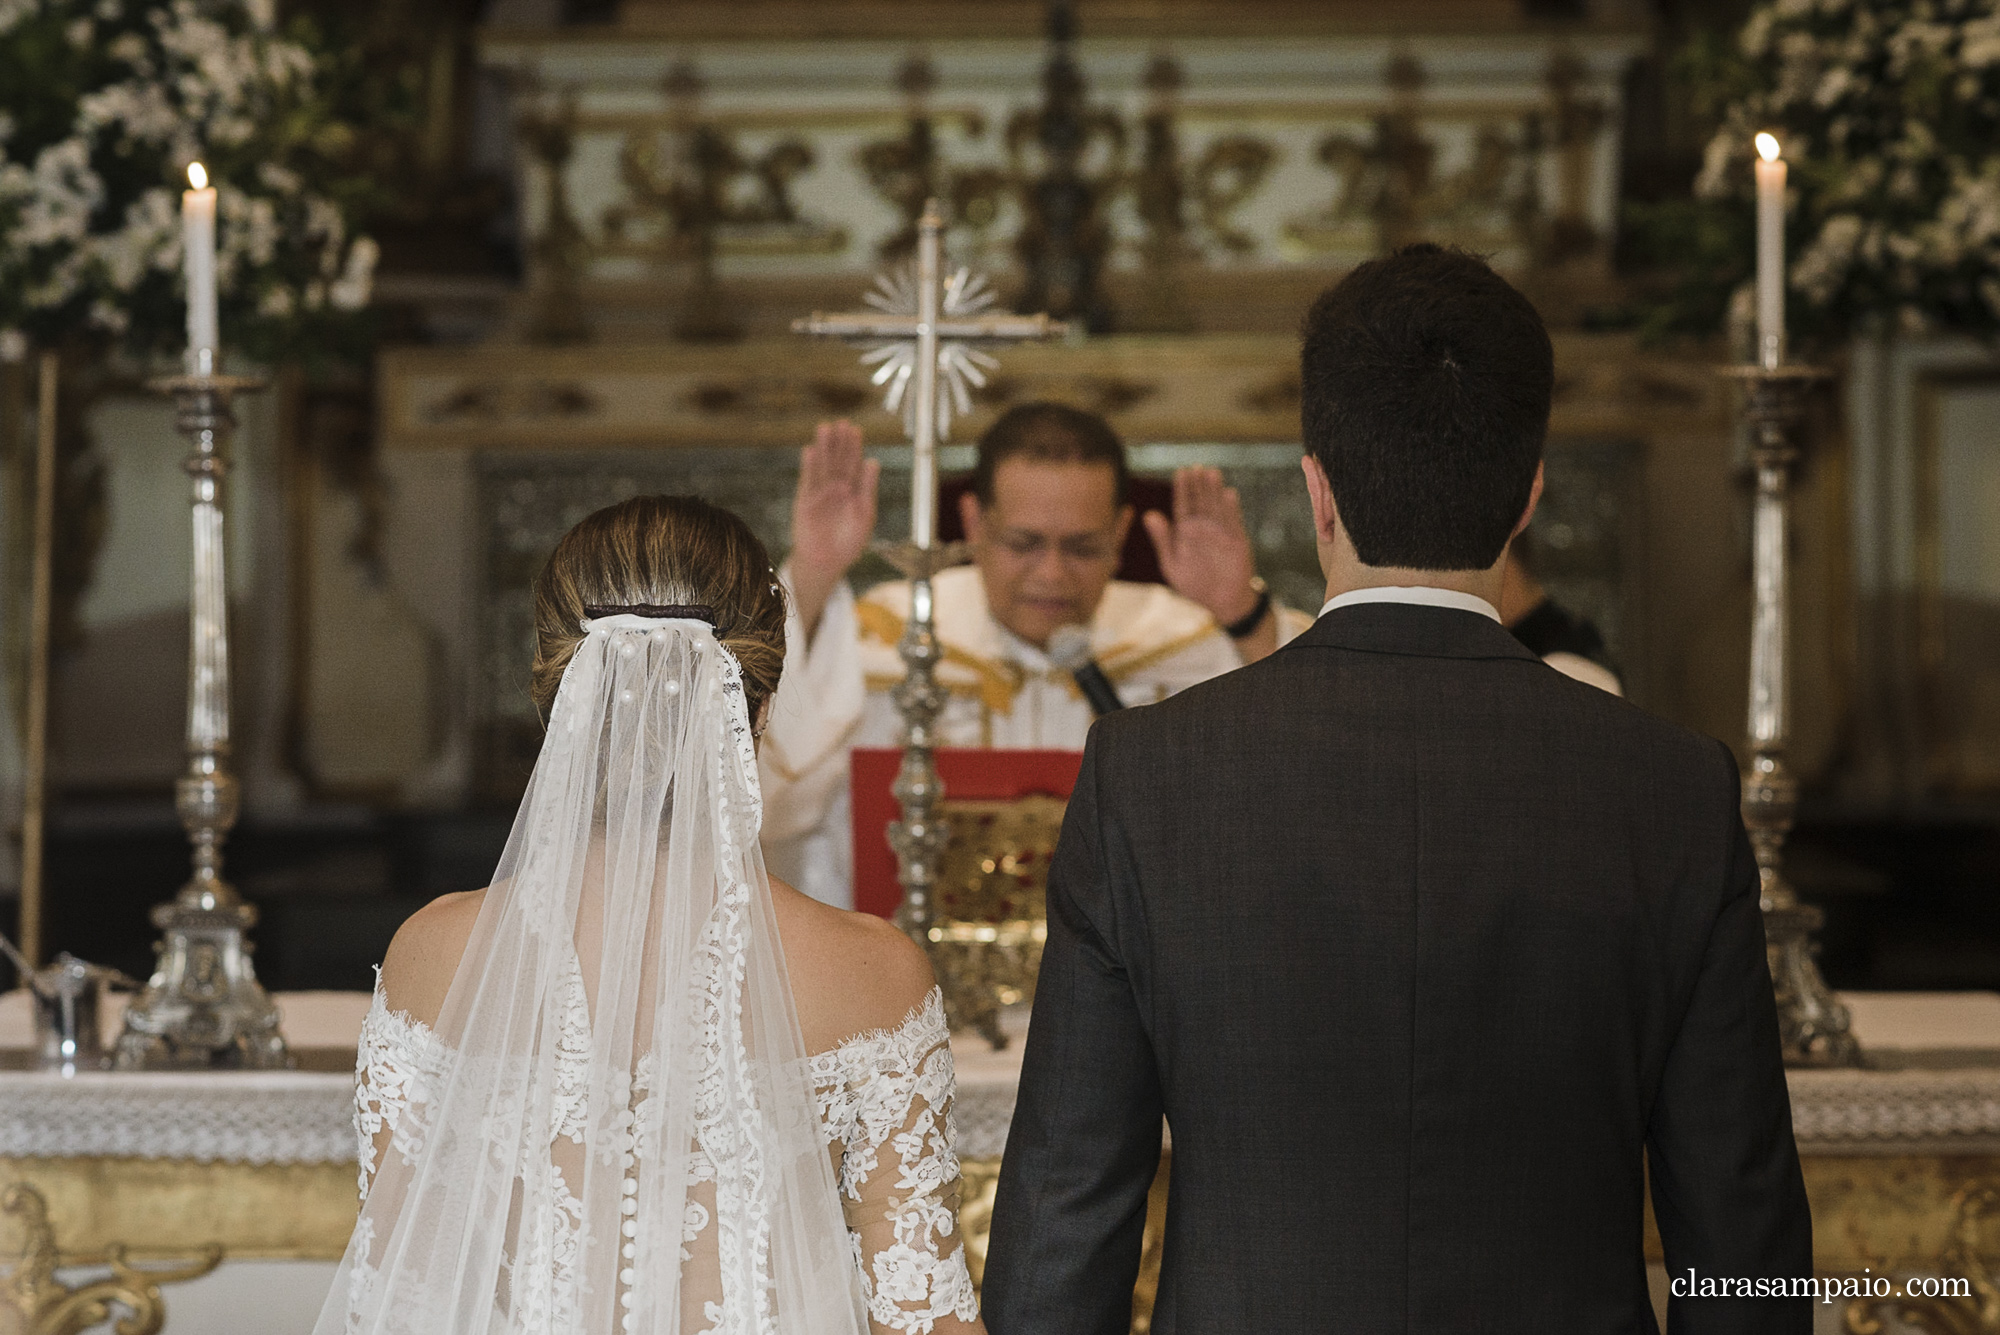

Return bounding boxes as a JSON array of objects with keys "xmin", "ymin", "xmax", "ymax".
[
  {"xmin": 891, "ymin": 206, "xmax": 948, "ymax": 940},
  {"xmin": 1722, "ymin": 363, "xmax": 1856, "ymax": 1068},
  {"xmin": 115, "ymin": 357, "xmax": 288, "ymax": 1070},
  {"xmin": 795, "ymin": 201, "xmax": 1065, "ymax": 952}
]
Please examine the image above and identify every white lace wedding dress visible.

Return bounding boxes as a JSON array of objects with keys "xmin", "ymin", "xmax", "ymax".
[
  {"xmin": 320, "ymin": 612, "xmax": 968, "ymax": 1335},
  {"xmin": 353, "ymin": 971, "xmax": 981, "ymax": 1335}
]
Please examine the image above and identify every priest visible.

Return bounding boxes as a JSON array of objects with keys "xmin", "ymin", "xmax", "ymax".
[{"xmin": 760, "ymin": 402, "xmax": 1310, "ymax": 908}]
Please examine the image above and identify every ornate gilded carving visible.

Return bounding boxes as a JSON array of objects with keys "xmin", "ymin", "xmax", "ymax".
[
  {"xmin": 0, "ymin": 1160, "xmax": 357, "ymax": 1263},
  {"xmin": 1127, "ymin": 54, "xmax": 1199, "ymax": 334},
  {"xmin": 1188, "ymin": 137, "xmax": 1278, "ymax": 259},
  {"xmin": 860, "ymin": 55, "xmax": 948, "ymax": 261},
  {"xmin": 0, "ymin": 1182, "xmax": 220, "ymax": 1335},
  {"xmin": 859, "ymin": 55, "xmax": 1007, "ymax": 264},
  {"xmin": 1845, "ymin": 1182, "xmax": 1997, "ymax": 1333},
  {"xmin": 1286, "ymin": 54, "xmax": 1435, "ymax": 255},
  {"xmin": 927, "ymin": 794, "xmax": 1064, "ymax": 1044},
  {"xmin": 1007, "ymin": 0, "xmax": 1126, "ymax": 332},
  {"xmin": 421, "ymin": 379, "xmax": 602, "ymax": 426},
  {"xmin": 682, "ymin": 378, "xmax": 868, "ymax": 419},
  {"xmin": 1525, "ymin": 50, "xmax": 1609, "ymax": 267},
  {"xmin": 955, "ymin": 1157, "xmax": 1002, "ymax": 1290},
  {"xmin": 516, "ymin": 84, "xmax": 593, "ymax": 347},
  {"xmin": 601, "ymin": 61, "xmax": 848, "ymax": 295},
  {"xmin": 1131, "ymin": 1155, "xmax": 1171, "ymax": 1335},
  {"xmin": 1124, "ymin": 53, "xmax": 1276, "ymax": 333},
  {"xmin": 1285, "ymin": 53, "xmax": 1534, "ymax": 260}
]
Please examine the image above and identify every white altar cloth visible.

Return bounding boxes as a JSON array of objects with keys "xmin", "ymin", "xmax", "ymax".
[{"xmin": 7, "ymin": 990, "xmax": 2000, "ymax": 1163}]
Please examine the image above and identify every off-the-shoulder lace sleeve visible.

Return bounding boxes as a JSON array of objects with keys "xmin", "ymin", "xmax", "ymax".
[
  {"xmin": 811, "ymin": 987, "xmax": 980, "ymax": 1335},
  {"xmin": 353, "ymin": 980, "xmax": 455, "ymax": 1202}
]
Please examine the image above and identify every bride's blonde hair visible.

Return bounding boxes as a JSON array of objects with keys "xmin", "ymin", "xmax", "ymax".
[{"xmin": 530, "ymin": 495, "xmax": 787, "ymax": 723}]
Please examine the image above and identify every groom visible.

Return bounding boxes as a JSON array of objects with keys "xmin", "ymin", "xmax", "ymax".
[{"xmin": 983, "ymin": 245, "xmax": 1811, "ymax": 1333}]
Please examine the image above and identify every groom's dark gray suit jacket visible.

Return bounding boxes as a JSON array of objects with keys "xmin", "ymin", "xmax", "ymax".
[{"xmin": 983, "ymin": 601, "xmax": 1811, "ymax": 1334}]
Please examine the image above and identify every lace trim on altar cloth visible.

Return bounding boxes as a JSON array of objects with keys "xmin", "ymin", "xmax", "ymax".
[{"xmin": 353, "ymin": 982, "xmax": 978, "ymax": 1334}]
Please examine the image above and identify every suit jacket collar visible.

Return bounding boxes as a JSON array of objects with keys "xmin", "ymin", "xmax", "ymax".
[{"xmin": 1295, "ymin": 600, "xmax": 1543, "ymax": 663}]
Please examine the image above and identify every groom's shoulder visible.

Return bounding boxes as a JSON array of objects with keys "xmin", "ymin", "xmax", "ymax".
[
  {"xmin": 1097, "ymin": 629, "xmax": 1737, "ymax": 793},
  {"xmin": 1082, "ymin": 642, "xmax": 1290, "ymax": 761}
]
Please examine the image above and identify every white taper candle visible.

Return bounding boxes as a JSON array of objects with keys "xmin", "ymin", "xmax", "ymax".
[
  {"xmin": 1754, "ymin": 133, "xmax": 1786, "ymax": 371},
  {"xmin": 183, "ymin": 162, "xmax": 219, "ymax": 366}
]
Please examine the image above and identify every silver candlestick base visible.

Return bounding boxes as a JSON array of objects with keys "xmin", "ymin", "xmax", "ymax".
[
  {"xmin": 114, "ymin": 368, "xmax": 288, "ymax": 1071},
  {"xmin": 1721, "ymin": 363, "xmax": 1857, "ymax": 1068}
]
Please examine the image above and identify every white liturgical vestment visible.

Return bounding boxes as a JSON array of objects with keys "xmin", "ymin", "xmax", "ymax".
[{"xmin": 760, "ymin": 563, "xmax": 1306, "ymax": 908}]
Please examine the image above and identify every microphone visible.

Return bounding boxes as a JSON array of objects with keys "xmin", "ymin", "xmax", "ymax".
[{"xmin": 1047, "ymin": 625, "xmax": 1124, "ymax": 717}]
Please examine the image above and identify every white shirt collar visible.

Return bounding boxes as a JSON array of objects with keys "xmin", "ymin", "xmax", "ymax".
[{"xmin": 1318, "ymin": 586, "xmax": 1502, "ymax": 623}]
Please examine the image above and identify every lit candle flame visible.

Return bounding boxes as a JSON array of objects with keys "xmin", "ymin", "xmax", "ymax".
[
  {"xmin": 1755, "ymin": 133, "xmax": 1781, "ymax": 163},
  {"xmin": 188, "ymin": 162, "xmax": 208, "ymax": 190}
]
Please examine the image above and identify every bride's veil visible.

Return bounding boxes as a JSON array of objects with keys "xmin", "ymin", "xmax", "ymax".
[{"xmin": 317, "ymin": 606, "xmax": 868, "ymax": 1335}]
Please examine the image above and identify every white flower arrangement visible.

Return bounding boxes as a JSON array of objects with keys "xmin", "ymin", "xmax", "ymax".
[
  {"xmin": 1698, "ymin": 0, "xmax": 2000, "ymax": 338},
  {"xmin": 0, "ymin": 0, "xmax": 374, "ymax": 360}
]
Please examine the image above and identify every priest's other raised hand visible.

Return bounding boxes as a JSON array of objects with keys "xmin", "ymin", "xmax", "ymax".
[
  {"xmin": 789, "ymin": 419, "xmax": 880, "ymax": 644},
  {"xmin": 1142, "ymin": 465, "xmax": 1279, "ymax": 662}
]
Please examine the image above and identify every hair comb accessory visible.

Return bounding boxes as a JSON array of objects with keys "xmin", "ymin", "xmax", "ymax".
[{"xmin": 582, "ymin": 602, "xmax": 716, "ymax": 624}]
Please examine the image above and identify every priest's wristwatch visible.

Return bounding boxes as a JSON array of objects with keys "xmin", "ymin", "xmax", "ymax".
[{"xmin": 1221, "ymin": 577, "xmax": 1271, "ymax": 639}]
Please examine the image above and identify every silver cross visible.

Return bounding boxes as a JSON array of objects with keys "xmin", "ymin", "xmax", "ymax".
[{"xmin": 794, "ymin": 198, "xmax": 1065, "ymax": 550}]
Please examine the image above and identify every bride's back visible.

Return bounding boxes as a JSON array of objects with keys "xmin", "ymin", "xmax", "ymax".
[
  {"xmin": 377, "ymin": 491, "xmax": 935, "ymax": 1054},
  {"xmin": 380, "ymin": 878, "xmax": 933, "ymax": 1058}
]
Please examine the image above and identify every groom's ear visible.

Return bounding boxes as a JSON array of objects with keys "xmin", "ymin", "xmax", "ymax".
[
  {"xmin": 1511, "ymin": 461, "xmax": 1546, "ymax": 538},
  {"xmin": 1301, "ymin": 454, "xmax": 1340, "ymax": 543}
]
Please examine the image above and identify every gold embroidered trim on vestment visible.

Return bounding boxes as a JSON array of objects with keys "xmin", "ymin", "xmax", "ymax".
[
  {"xmin": 857, "ymin": 597, "xmax": 1226, "ymax": 709},
  {"xmin": 857, "ymin": 601, "xmax": 1024, "ymax": 715}
]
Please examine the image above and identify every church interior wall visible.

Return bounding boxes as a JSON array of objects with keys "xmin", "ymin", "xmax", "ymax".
[{"xmin": 6, "ymin": 0, "xmax": 1999, "ymax": 1029}]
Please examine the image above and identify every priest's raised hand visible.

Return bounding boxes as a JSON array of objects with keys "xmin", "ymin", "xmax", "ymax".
[
  {"xmin": 788, "ymin": 418, "xmax": 880, "ymax": 645},
  {"xmin": 1141, "ymin": 464, "xmax": 1278, "ymax": 662}
]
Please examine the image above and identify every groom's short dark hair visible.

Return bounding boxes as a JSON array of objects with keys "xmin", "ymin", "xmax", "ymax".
[{"xmin": 1300, "ymin": 244, "xmax": 1552, "ymax": 570}]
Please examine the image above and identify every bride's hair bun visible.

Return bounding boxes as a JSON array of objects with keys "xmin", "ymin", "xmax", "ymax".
[{"xmin": 530, "ymin": 495, "xmax": 787, "ymax": 725}]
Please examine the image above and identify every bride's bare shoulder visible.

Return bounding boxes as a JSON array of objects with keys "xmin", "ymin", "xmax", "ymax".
[
  {"xmin": 379, "ymin": 888, "xmax": 487, "ymax": 1029},
  {"xmin": 768, "ymin": 877, "xmax": 937, "ymax": 1056}
]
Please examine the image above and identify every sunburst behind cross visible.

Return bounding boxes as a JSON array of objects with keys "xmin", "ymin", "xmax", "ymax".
[
  {"xmin": 859, "ymin": 265, "xmax": 1004, "ymax": 442},
  {"xmin": 794, "ymin": 199, "xmax": 1067, "ymax": 550}
]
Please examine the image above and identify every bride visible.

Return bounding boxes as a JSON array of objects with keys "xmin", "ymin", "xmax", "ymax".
[{"xmin": 315, "ymin": 496, "xmax": 986, "ymax": 1335}]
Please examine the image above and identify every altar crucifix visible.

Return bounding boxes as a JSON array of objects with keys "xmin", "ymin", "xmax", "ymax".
[{"xmin": 793, "ymin": 199, "xmax": 1066, "ymax": 946}]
